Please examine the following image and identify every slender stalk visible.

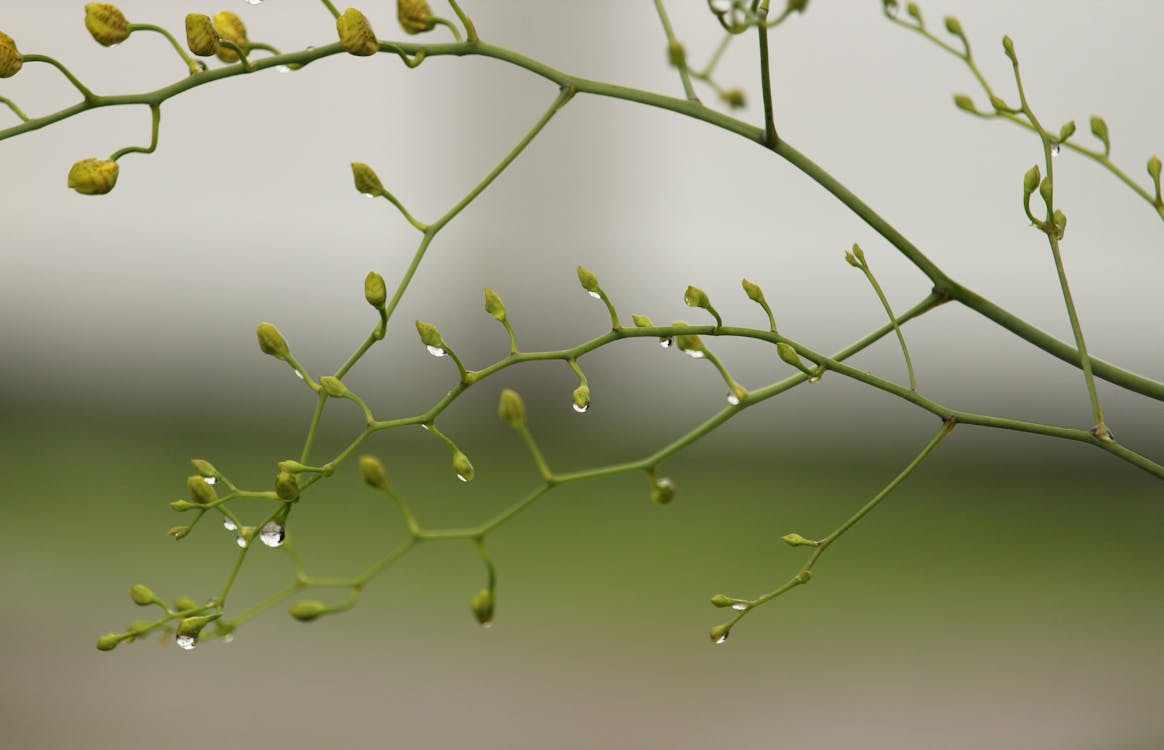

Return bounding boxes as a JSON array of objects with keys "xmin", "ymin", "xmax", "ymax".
[
  {"xmin": 653, "ymin": 0, "xmax": 699, "ymax": 102},
  {"xmin": 753, "ymin": 0, "xmax": 777, "ymax": 146}
]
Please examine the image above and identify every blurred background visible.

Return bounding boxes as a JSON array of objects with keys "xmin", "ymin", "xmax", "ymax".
[{"xmin": 2, "ymin": 1, "xmax": 1162, "ymax": 748}]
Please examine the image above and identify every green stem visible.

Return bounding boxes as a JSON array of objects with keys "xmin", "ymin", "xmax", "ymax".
[
  {"xmin": 0, "ymin": 96, "xmax": 30, "ymax": 122},
  {"xmin": 653, "ymin": 0, "xmax": 699, "ymax": 102},
  {"xmin": 300, "ymin": 393, "xmax": 328, "ymax": 464},
  {"xmin": 128, "ymin": 23, "xmax": 198, "ymax": 74},
  {"xmin": 754, "ymin": 0, "xmax": 777, "ymax": 146},
  {"xmin": 21, "ymin": 54, "xmax": 95, "ymax": 100},
  {"xmin": 319, "ymin": 0, "xmax": 340, "ymax": 19},
  {"xmin": 431, "ymin": 17, "xmax": 465, "ymax": 44},
  {"xmin": 858, "ymin": 258, "xmax": 916, "ymax": 390},
  {"xmin": 445, "ymin": 0, "xmax": 478, "ymax": 44},
  {"xmin": 110, "ymin": 105, "xmax": 160, "ymax": 161}
]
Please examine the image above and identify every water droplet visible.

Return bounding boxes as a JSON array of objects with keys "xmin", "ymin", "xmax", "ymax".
[
  {"xmin": 362, "ymin": 191, "xmax": 376, "ymax": 199},
  {"xmin": 175, "ymin": 634, "xmax": 198, "ymax": 650},
  {"xmin": 203, "ymin": 476, "xmax": 217, "ymax": 486},
  {"xmin": 236, "ymin": 535, "xmax": 249, "ymax": 548},
  {"xmin": 195, "ymin": 60, "xmax": 208, "ymax": 72},
  {"xmin": 1051, "ymin": 143, "xmax": 1061, "ymax": 157},
  {"xmin": 259, "ymin": 521, "xmax": 285, "ymax": 548},
  {"xmin": 726, "ymin": 392, "xmax": 740, "ymax": 406},
  {"xmin": 223, "ymin": 518, "xmax": 237, "ymax": 531},
  {"xmin": 659, "ymin": 337, "xmax": 673, "ymax": 349},
  {"xmin": 276, "ymin": 65, "xmax": 291, "ymax": 73},
  {"xmin": 480, "ymin": 622, "xmax": 494, "ymax": 630},
  {"xmin": 587, "ymin": 291, "xmax": 602, "ymax": 300},
  {"xmin": 684, "ymin": 350, "xmax": 706, "ymax": 359},
  {"xmin": 244, "ymin": 0, "xmax": 263, "ymax": 5},
  {"xmin": 731, "ymin": 603, "xmax": 748, "ymax": 611},
  {"xmin": 709, "ymin": 0, "xmax": 732, "ymax": 13},
  {"xmin": 305, "ymin": 45, "xmax": 315, "ymax": 51},
  {"xmin": 573, "ymin": 402, "xmax": 589, "ymax": 413},
  {"xmin": 714, "ymin": 633, "xmax": 728, "ymax": 645},
  {"xmin": 222, "ymin": 633, "xmax": 235, "ymax": 643},
  {"xmin": 420, "ymin": 424, "xmax": 431, "ymax": 431},
  {"xmin": 426, "ymin": 345, "xmax": 447, "ymax": 358},
  {"xmin": 456, "ymin": 473, "xmax": 469, "ymax": 483},
  {"xmin": 808, "ymin": 373, "xmax": 823, "ymax": 384},
  {"xmin": 293, "ymin": 370, "xmax": 305, "ymax": 380}
]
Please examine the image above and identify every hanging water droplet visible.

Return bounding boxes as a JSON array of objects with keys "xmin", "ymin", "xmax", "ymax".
[
  {"xmin": 244, "ymin": 0, "xmax": 263, "ymax": 5},
  {"xmin": 236, "ymin": 535, "xmax": 249, "ymax": 548},
  {"xmin": 362, "ymin": 191, "xmax": 376, "ymax": 199},
  {"xmin": 276, "ymin": 65, "xmax": 291, "ymax": 73},
  {"xmin": 293, "ymin": 369, "xmax": 305, "ymax": 380},
  {"xmin": 194, "ymin": 60, "xmax": 208, "ymax": 72},
  {"xmin": 1051, "ymin": 143, "xmax": 1061, "ymax": 157},
  {"xmin": 203, "ymin": 476, "xmax": 217, "ymax": 486},
  {"xmin": 714, "ymin": 633, "xmax": 728, "ymax": 645},
  {"xmin": 480, "ymin": 621, "xmax": 494, "ymax": 630},
  {"xmin": 709, "ymin": 0, "xmax": 732, "ymax": 13},
  {"xmin": 659, "ymin": 337, "xmax": 673, "ymax": 349},
  {"xmin": 731, "ymin": 603, "xmax": 748, "ymax": 611},
  {"xmin": 726, "ymin": 392, "xmax": 740, "ymax": 406},
  {"xmin": 175, "ymin": 634, "xmax": 198, "ymax": 650},
  {"xmin": 259, "ymin": 521, "xmax": 285, "ymax": 548},
  {"xmin": 222, "ymin": 633, "xmax": 235, "ymax": 643},
  {"xmin": 223, "ymin": 518, "xmax": 237, "ymax": 531},
  {"xmin": 684, "ymin": 350, "xmax": 706, "ymax": 359},
  {"xmin": 456, "ymin": 473, "xmax": 469, "ymax": 482},
  {"xmin": 420, "ymin": 424, "xmax": 431, "ymax": 431},
  {"xmin": 426, "ymin": 345, "xmax": 447, "ymax": 358},
  {"xmin": 305, "ymin": 45, "xmax": 315, "ymax": 51},
  {"xmin": 587, "ymin": 291, "xmax": 602, "ymax": 300},
  {"xmin": 808, "ymin": 373, "xmax": 823, "ymax": 384},
  {"xmin": 573, "ymin": 401, "xmax": 590, "ymax": 413}
]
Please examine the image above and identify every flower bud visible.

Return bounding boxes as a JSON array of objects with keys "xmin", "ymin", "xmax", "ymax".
[
  {"xmin": 168, "ymin": 525, "xmax": 192, "ymax": 540},
  {"xmin": 337, "ymin": 8, "xmax": 378, "ymax": 57},
  {"xmin": 129, "ymin": 584, "xmax": 158, "ymax": 606},
  {"xmin": 213, "ymin": 12, "xmax": 249, "ymax": 63},
  {"xmin": 650, "ymin": 477, "xmax": 675, "ymax": 505},
  {"xmin": 178, "ymin": 615, "xmax": 217, "ymax": 638},
  {"xmin": 256, "ymin": 322, "xmax": 290, "ymax": 359},
  {"xmin": 173, "ymin": 596, "xmax": 198, "ymax": 612},
  {"xmin": 169, "ymin": 499, "xmax": 197, "ymax": 511},
  {"xmin": 351, "ymin": 162, "xmax": 383, "ymax": 196},
  {"xmin": 572, "ymin": 384, "xmax": 590, "ymax": 413},
  {"xmin": 498, "ymin": 388, "xmax": 525, "ymax": 429},
  {"xmin": 452, "ymin": 451, "xmax": 474, "ymax": 482},
  {"xmin": 709, "ymin": 594, "xmax": 734, "ymax": 608},
  {"xmin": 415, "ymin": 320, "xmax": 445, "ymax": 350},
  {"xmin": 988, "ymin": 95, "xmax": 1008, "ymax": 112},
  {"xmin": 718, "ymin": 89, "xmax": 745, "ymax": 109},
  {"xmin": 85, "ymin": 4, "xmax": 130, "ymax": 47},
  {"xmin": 275, "ymin": 471, "xmax": 299, "ymax": 501},
  {"xmin": 191, "ymin": 459, "xmax": 218, "ymax": 478},
  {"xmin": 289, "ymin": 600, "xmax": 328, "ymax": 622},
  {"xmin": 1058, "ymin": 120, "xmax": 1076, "ymax": 142},
  {"xmin": 906, "ymin": 3, "xmax": 921, "ymax": 22},
  {"xmin": 67, "ymin": 158, "xmax": 119, "ymax": 196},
  {"xmin": 359, "ymin": 455, "xmax": 390, "ymax": 489},
  {"xmin": 1052, "ymin": 209, "xmax": 1067, "ymax": 238},
  {"xmin": 1089, "ymin": 116, "xmax": 1110, "ymax": 155},
  {"xmin": 96, "ymin": 633, "xmax": 124, "ymax": 651},
  {"xmin": 709, "ymin": 623, "xmax": 731, "ymax": 644},
  {"xmin": 787, "ymin": 0, "xmax": 809, "ymax": 12},
  {"xmin": 1148, "ymin": 156, "xmax": 1162, "ymax": 181},
  {"xmin": 844, "ymin": 250, "xmax": 860, "ymax": 267},
  {"xmin": 397, "ymin": 0, "xmax": 435, "ymax": 35},
  {"xmin": 781, "ymin": 532, "xmax": 818, "ymax": 547},
  {"xmin": 577, "ymin": 266, "xmax": 600, "ymax": 294},
  {"xmin": 632, "ymin": 314, "xmax": 653, "ymax": 328},
  {"xmin": 319, "ymin": 376, "xmax": 349, "ymax": 398},
  {"xmin": 483, "ymin": 287, "xmax": 507, "ymax": 322},
  {"xmin": 185, "ymin": 14, "xmax": 219, "ymax": 57},
  {"xmin": 0, "ymin": 31, "xmax": 23, "ymax": 78},
  {"xmin": 470, "ymin": 588, "xmax": 494, "ymax": 626},
  {"xmin": 1038, "ymin": 176, "xmax": 1053, "ymax": 208},
  {"xmin": 952, "ymin": 94, "xmax": 975, "ymax": 113},
  {"xmin": 683, "ymin": 285, "xmax": 711, "ymax": 310},
  {"xmin": 777, "ymin": 342, "xmax": 804, "ymax": 370},
  {"xmin": 187, "ymin": 475, "xmax": 217, "ymax": 505},
  {"xmin": 795, "ymin": 570, "xmax": 813, "ymax": 584},
  {"xmin": 667, "ymin": 41, "xmax": 686, "ymax": 68},
  {"xmin": 1001, "ymin": 35, "xmax": 1016, "ymax": 63},
  {"xmin": 365, "ymin": 271, "xmax": 387, "ymax": 309},
  {"xmin": 1023, "ymin": 165, "xmax": 1041, "ymax": 198},
  {"xmin": 741, "ymin": 278, "xmax": 765, "ymax": 304},
  {"xmin": 943, "ymin": 16, "xmax": 963, "ymax": 37}
]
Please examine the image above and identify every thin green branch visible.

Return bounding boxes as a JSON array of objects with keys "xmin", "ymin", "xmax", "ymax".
[
  {"xmin": 109, "ymin": 105, "xmax": 160, "ymax": 161},
  {"xmin": 653, "ymin": 0, "xmax": 699, "ymax": 102}
]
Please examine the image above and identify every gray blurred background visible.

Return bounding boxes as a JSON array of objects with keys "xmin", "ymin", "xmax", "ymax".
[{"xmin": 2, "ymin": 2, "xmax": 1162, "ymax": 749}]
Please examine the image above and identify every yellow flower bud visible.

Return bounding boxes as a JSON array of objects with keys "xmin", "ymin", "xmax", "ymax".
[
  {"xmin": 185, "ymin": 14, "xmax": 219, "ymax": 57},
  {"xmin": 213, "ymin": 12, "xmax": 249, "ymax": 63},
  {"xmin": 337, "ymin": 8, "xmax": 378, "ymax": 57},
  {"xmin": 351, "ymin": 162, "xmax": 383, "ymax": 196},
  {"xmin": 498, "ymin": 388, "xmax": 525, "ymax": 429},
  {"xmin": 650, "ymin": 477, "xmax": 674, "ymax": 505},
  {"xmin": 470, "ymin": 588, "xmax": 494, "ymax": 626},
  {"xmin": 359, "ymin": 455, "xmax": 390, "ymax": 489},
  {"xmin": 365, "ymin": 271, "xmax": 387, "ymax": 309},
  {"xmin": 0, "ymin": 31, "xmax": 22, "ymax": 78},
  {"xmin": 718, "ymin": 89, "xmax": 745, "ymax": 109},
  {"xmin": 572, "ymin": 385, "xmax": 590, "ymax": 413},
  {"xmin": 632, "ymin": 314, "xmax": 653, "ymax": 328},
  {"xmin": 85, "ymin": 4, "xmax": 130, "ymax": 47},
  {"xmin": 397, "ymin": 0, "xmax": 435, "ymax": 35},
  {"xmin": 667, "ymin": 40, "xmax": 686, "ymax": 68},
  {"xmin": 256, "ymin": 322, "xmax": 290, "ymax": 359},
  {"xmin": 67, "ymin": 158, "xmax": 119, "ymax": 196},
  {"xmin": 289, "ymin": 600, "xmax": 328, "ymax": 622}
]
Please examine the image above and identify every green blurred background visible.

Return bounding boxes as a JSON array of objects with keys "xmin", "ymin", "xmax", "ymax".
[{"xmin": 2, "ymin": 1, "xmax": 1163, "ymax": 748}]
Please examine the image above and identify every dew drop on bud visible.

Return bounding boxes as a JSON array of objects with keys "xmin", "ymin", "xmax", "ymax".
[
  {"xmin": 726, "ymin": 392, "xmax": 740, "ymax": 406},
  {"xmin": 426, "ymin": 345, "xmax": 447, "ymax": 358},
  {"xmin": 175, "ymin": 634, "xmax": 198, "ymax": 650},
  {"xmin": 456, "ymin": 473, "xmax": 469, "ymax": 482},
  {"xmin": 587, "ymin": 291, "xmax": 602, "ymax": 300},
  {"xmin": 659, "ymin": 338, "xmax": 673, "ymax": 349},
  {"xmin": 222, "ymin": 633, "xmax": 235, "ymax": 643},
  {"xmin": 244, "ymin": 0, "xmax": 263, "ymax": 5},
  {"xmin": 204, "ymin": 477, "xmax": 217, "ymax": 485},
  {"xmin": 714, "ymin": 633, "xmax": 728, "ymax": 645},
  {"xmin": 276, "ymin": 65, "xmax": 291, "ymax": 73},
  {"xmin": 684, "ymin": 350, "xmax": 706, "ymax": 360},
  {"xmin": 731, "ymin": 603, "xmax": 748, "ymax": 611},
  {"xmin": 573, "ymin": 402, "xmax": 589, "ymax": 413},
  {"xmin": 195, "ymin": 60, "xmax": 208, "ymax": 72},
  {"xmin": 223, "ymin": 518, "xmax": 237, "ymax": 531},
  {"xmin": 808, "ymin": 374, "xmax": 822, "ymax": 384},
  {"xmin": 236, "ymin": 535, "xmax": 249, "ymax": 548},
  {"xmin": 1051, "ymin": 143, "xmax": 1061, "ymax": 157},
  {"xmin": 293, "ymin": 370, "xmax": 305, "ymax": 380},
  {"xmin": 259, "ymin": 521, "xmax": 285, "ymax": 548}
]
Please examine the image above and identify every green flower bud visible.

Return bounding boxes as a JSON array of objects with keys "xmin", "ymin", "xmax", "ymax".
[
  {"xmin": 289, "ymin": 600, "xmax": 328, "ymax": 622},
  {"xmin": 718, "ymin": 89, "xmax": 746, "ymax": 110},
  {"xmin": 397, "ymin": 0, "xmax": 435, "ymax": 34},
  {"xmin": 365, "ymin": 271, "xmax": 387, "ymax": 309},
  {"xmin": 129, "ymin": 584, "xmax": 158, "ymax": 606},
  {"xmin": 650, "ymin": 477, "xmax": 675, "ymax": 505},
  {"xmin": 337, "ymin": 8, "xmax": 378, "ymax": 57},
  {"xmin": 67, "ymin": 158, "xmax": 119, "ymax": 196},
  {"xmin": 191, "ymin": 459, "xmax": 218, "ymax": 478},
  {"xmin": 178, "ymin": 615, "xmax": 217, "ymax": 638},
  {"xmin": 844, "ymin": 250, "xmax": 860, "ymax": 267},
  {"xmin": 795, "ymin": 570, "xmax": 813, "ymax": 584},
  {"xmin": 470, "ymin": 588, "xmax": 494, "ymax": 626},
  {"xmin": 777, "ymin": 342, "xmax": 803, "ymax": 369},
  {"xmin": 96, "ymin": 633, "xmax": 124, "ymax": 651},
  {"xmin": 1001, "ymin": 35, "xmax": 1016, "ymax": 63},
  {"xmin": 741, "ymin": 278, "xmax": 765, "ymax": 304},
  {"xmin": 187, "ymin": 474, "xmax": 217, "ymax": 505},
  {"xmin": 351, "ymin": 162, "xmax": 383, "ymax": 196},
  {"xmin": 278, "ymin": 460, "xmax": 311, "ymax": 474},
  {"xmin": 452, "ymin": 451, "xmax": 474, "ymax": 482},
  {"xmin": 709, "ymin": 594, "xmax": 735, "ymax": 608},
  {"xmin": 1148, "ymin": 156, "xmax": 1162, "ymax": 181},
  {"xmin": 1038, "ymin": 176, "xmax": 1053, "ymax": 208},
  {"xmin": 359, "ymin": 455, "xmax": 390, "ymax": 489},
  {"xmin": 572, "ymin": 384, "xmax": 590, "ymax": 413},
  {"xmin": 1052, "ymin": 209, "xmax": 1067, "ymax": 238},
  {"xmin": 905, "ymin": 3, "xmax": 921, "ymax": 20},
  {"xmin": 881, "ymin": 0, "xmax": 899, "ymax": 16},
  {"xmin": 185, "ymin": 13, "xmax": 219, "ymax": 57},
  {"xmin": 683, "ymin": 285, "xmax": 711, "ymax": 310},
  {"xmin": 952, "ymin": 94, "xmax": 976, "ymax": 113},
  {"xmin": 709, "ymin": 623, "xmax": 731, "ymax": 645},
  {"xmin": 787, "ymin": 0, "xmax": 809, "ymax": 14},
  {"xmin": 319, "ymin": 375, "xmax": 349, "ymax": 398},
  {"xmin": 781, "ymin": 532, "xmax": 818, "ymax": 547},
  {"xmin": 484, "ymin": 287, "xmax": 507, "ymax": 322},
  {"xmin": 632, "ymin": 314, "xmax": 654, "ymax": 328},
  {"xmin": 213, "ymin": 12, "xmax": 249, "ymax": 63},
  {"xmin": 1023, "ymin": 165, "xmax": 1041, "ymax": 198},
  {"xmin": 989, "ymin": 95, "xmax": 1008, "ymax": 112},
  {"xmin": 1058, "ymin": 120, "xmax": 1076, "ymax": 142},
  {"xmin": 169, "ymin": 499, "xmax": 197, "ymax": 511},
  {"xmin": 168, "ymin": 525, "xmax": 192, "ymax": 540},
  {"xmin": 674, "ymin": 329, "xmax": 705, "ymax": 357},
  {"xmin": 415, "ymin": 321, "xmax": 444, "ymax": 351},
  {"xmin": 943, "ymin": 16, "xmax": 963, "ymax": 37},
  {"xmin": 256, "ymin": 322, "xmax": 290, "ymax": 359},
  {"xmin": 577, "ymin": 266, "xmax": 600, "ymax": 294},
  {"xmin": 0, "ymin": 31, "xmax": 23, "ymax": 78},
  {"xmin": 498, "ymin": 388, "xmax": 525, "ymax": 429},
  {"xmin": 173, "ymin": 596, "xmax": 198, "ymax": 612},
  {"xmin": 667, "ymin": 40, "xmax": 685, "ymax": 68},
  {"xmin": 275, "ymin": 471, "xmax": 299, "ymax": 501},
  {"xmin": 851, "ymin": 243, "xmax": 866, "ymax": 264},
  {"xmin": 1090, "ymin": 115, "xmax": 1110, "ymax": 155},
  {"xmin": 85, "ymin": 4, "xmax": 130, "ymax": 47}
]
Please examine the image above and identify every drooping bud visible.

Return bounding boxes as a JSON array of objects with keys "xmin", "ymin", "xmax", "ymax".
[
  {"xmin": 1058, "ymin": 120, "xmax": 1076, "ymax": 142},
  {"xmin": 178, "ymin": 615, "xmax": 217, "ymax": 638},
  {"xmin": 397, "ymin": 0, "xmax": 435, "ymax": 35},
  {"xmin": 498, "ymin": 388, "xmax": 525, "ymax": 429},
  {"xmin": 289, "ymin": 600, "xmax": 328, "ymax": 622},
  {"xmin": 365, "ymin": 271, "xmax": 387, "ymax": 309},
  {"xmin": 0, "ymin": 31, "xmax": 23, "ymax": 78},
  {"xmin": 470, "ymin": 588, "xmax": 494, "ymax": 626},
  {"xmin": 667, "ymin": 40, "xmax": 686, "ymax": 68},
  {"xmin": 319, "ymin": 376, "xmax": 349, "ymax": 398},
  {"xmin": 213, "ymin": 12, "xmax": 249, "ymax": 63},
  {"xmin": 650, "ymin": 477, "xmax": 675, "ymax": 505},
  {"xmin": 709, "ymin": 623, "xmax": 731, "ymax": 645},
  {"xmin": 632, "ymin": 314, "xmax": 654, "ymax": 328},
  {"xmin": 275, "ymin": 471, "xmax": 299, "ymax": 501},
  {"xmin": 187, "ymin": 475, "xmax": 217, "ymax": 505},
  {"xmin": 718, "ymin": 89, "xmax": 745, "ymax": 110},
  {"xmin": 129, "ymin": 584, "xmax": 158, "ymax": 606},
  {"xmin": 96, "ymin": 633, "xmax": 124, "ymax": 651},
  {"xmin": 484, "ymin": 288, "xmax": 507, "ymax": 322},
  {"xmin": 359, "ymin": 455, "xmax": 390, "ymax": 489},
  {"xmin": 674, "ymin": 327, "xmax": 705, "ymax": 358},
  {"xmin": 952, "ymin": 94, "xmax": 976, "ymax": 113},
  {"xmin": 337, "ymin": 8, "xmax": 378, "ymax": 57},
  {"xmin": 452, "ymin": 451, "xmax": 474, "ymax": 482},
  {"xmin": 67, "ymin": 158, "xmax": 119, "ymax": 196},
  {"xmin": 351, "ymin": 162, "xmax": 383, "ymax": 196},
  {"xmin": 85, "ymin": 4, "xmax": 130, "ymax": 47},
  {"xmin": 577, "ymin": 266, "xmax": 600, "ymax": 294},
  {"xmin": 168, "ymin": 525, "xmax": 192, "ymax": 540},
  {"xmin": 787, "ymin": 0, "xmax": 810, "ymax": 13},
  {"xmin": 1023, "ymin": 165, "xmax": 1041, "ymax": 199},
  {"xmin": 1089, "ymin": 115, "xmax": 1110, "ymax": 156},
  {"xmin": 256, "ymin": 322, "xmax": 290, "ymax": 359},
  {"xmin": 185, "ymin": 14, "xmax": 219, "ymax": 57},
  {"xmin": 572, "ymin": 384, "xmax": 590, "ymax": 413}
]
